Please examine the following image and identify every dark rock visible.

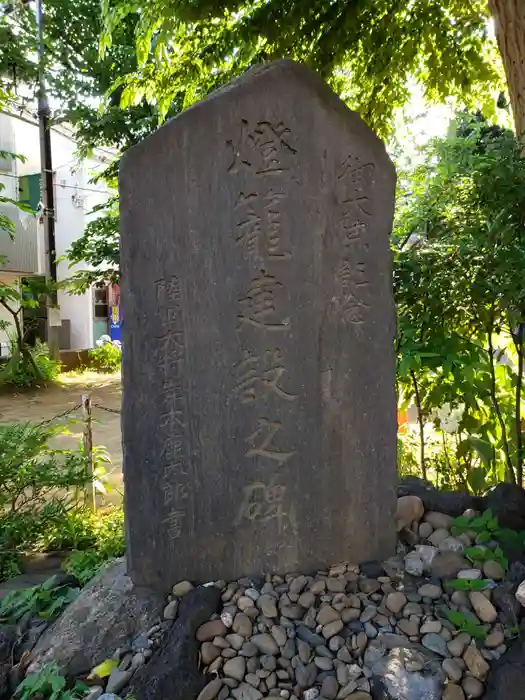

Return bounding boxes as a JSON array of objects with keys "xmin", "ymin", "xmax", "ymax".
[
  {"xmin": 430, "ymin": 551, "xmax": 470, "ymax": 580},
  {"xmin": 17, "ymin": 620, "xmax": 49, "ymax": 660},
  {"xmin": 492, "ymin": 582, "xmax": 521, "ymax": 627},
  {"xmin": 0, "ymin": 628, "xmax": 16, "ymax": 665},
  {"xmin": 120, "ymin": 58, "xmax": 398, "ymax": 588},
  {"xmin": 484, "ymin": 638, "xmax": 525, "ymax": 700},
  {"xmin": 370, "ymin": 647, "xmax": 445, "ymax": 700},
  {"xmin": 360, "ymin": 561, "xmax": 385, "ymax": 578},
  {"xmin": 484, "ymin": 483, "xmax": 525, "ymax": 531},
  {"xmin": 0, "ymin": 663, "xmax": 9, "ymax": 700},
  {"xmin": 295, "ymin": 626, "xmax": 325, "ymax": 648},
  {"xmin": 398, "ymin": 477, "xmax": 481, "ymax": 516},
  {"xmin": 128, "ymin": 585, "xmax": 221, "ymax": 700},
  {"xmin": 27, "ymin": 559, "xmax": 164, "ymax": 677}
]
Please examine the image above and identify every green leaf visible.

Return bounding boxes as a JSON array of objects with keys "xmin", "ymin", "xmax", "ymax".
[{"xmin": 446, "ymin": 578, "xmax": 491, "ymax": 591}]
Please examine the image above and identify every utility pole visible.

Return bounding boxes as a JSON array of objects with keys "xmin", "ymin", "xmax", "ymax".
[{"xmin": 35, "ymin": 0, "xmax": 60, "ymax": 359}]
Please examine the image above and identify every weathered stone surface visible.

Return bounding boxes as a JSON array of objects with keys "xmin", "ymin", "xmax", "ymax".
[
  {"xmin": 120, "ymin": 59, "xmax": 397, "ymax": 587},
  {"xmin": 128, "ymin": 585, "xmax": 221, "ymax": 700},
  {"xmin": 0, "ymin": 627, "xmax": 15, "ymax": 665},
  {"xmin": 397, "ymin": 477, "xmax": 482, "ymax": 516},
  {"xmin": 484, "ymin": 483, "xmax": 525, "ymax": 531},
  {"xmin": 27, "ymin": 560, "xmax": 164, "ymax": 676},
  {"xmin": 484, "ymin": 638, "xmax": 525, "ymax": 700},
  {"xmin": 370, "ymin": 646, "xmax": 445, "ymax": 700},
  {"xmin": 430, "ymin": 552, "xmax": 469, "ymax": 579},
  {"xmin": 464, "ymin": 644, "xmax": 490, "ymax": 680},
  {"xmin": 396, "ymin": 496, "xmax": 424, "ymax": 531},
  {"xmin": 469, "ymin": 591, "xmax": 497, "ymax": 623}
]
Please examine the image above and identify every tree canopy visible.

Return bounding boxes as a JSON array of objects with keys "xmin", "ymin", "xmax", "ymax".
[
  {"xmin": 102, "ymin": 0, "xmax": 504, "ymax": 139},
  {"xmin": 395, "ymin": 114, "xmax": 525, "ymax": 488}
]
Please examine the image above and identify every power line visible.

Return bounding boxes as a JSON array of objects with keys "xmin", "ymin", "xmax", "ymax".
[
  {"xmin": 1, "ymin": 104, "xmax": 117, "ymax": 160},
  {"xmin": 0, "ymin": 171, "xmax": 112, "ymax": 195}
]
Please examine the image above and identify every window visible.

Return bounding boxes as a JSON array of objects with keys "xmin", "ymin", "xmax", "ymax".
[{"xmin": 93, "ymin": 284, "xmax": 109, "ymax": 320}]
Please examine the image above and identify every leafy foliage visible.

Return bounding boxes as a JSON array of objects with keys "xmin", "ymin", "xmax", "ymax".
[
  {"xmin": 0, "ymin": 422, "xmax": 91, "ymax": 579},
  {"xmin": 464, "ymin": 544, "xmax": 508, "ymax": 570},
  {"xmin": 445, "ymin": 578, "xmax": 491, "ymax": 592},
  {"xmin": 63, "ymin": 508, "xmax": 125, "ymax": 585},
  {"xmin": 0, "ymin": 276, "xmax": 61, "ymax": 389},
  {"xmin": 88, "ymin": 336, "xmax": 122, "ymax": 372},
  {"xmin": 101, "ymin": 0, "xmax": 503, "ymax": 140},
  {"xmin": 395, "ymin": 113, "xmax": 525, "ymax": 487},
  {"xmin": 445, "ymin": 609, "xmax": 488, "ymax": 639},
  {"xmin": 1, "ymin": 339, "xmax": 61, "ymax": 389},
  {"xmin": 15, "ymin": 663, "xmax": 87, "ymax": 700},
  {"xmin": 0, "ymin": 576, "xmax": 80, "ymax": 624}
]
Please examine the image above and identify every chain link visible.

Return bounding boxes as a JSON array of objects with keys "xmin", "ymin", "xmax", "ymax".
[
  {"xmin": 92, "ymin": 402, "xmax": 121, "ymax": 415},
  {"xmin": 37, "ymin": 403, "xmax": 83, "ymax": 426}
]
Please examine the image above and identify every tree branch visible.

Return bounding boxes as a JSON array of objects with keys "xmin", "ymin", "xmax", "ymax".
[{"xmin": 488, "ymin": 324, "xmax": 515, "ymax": 483}]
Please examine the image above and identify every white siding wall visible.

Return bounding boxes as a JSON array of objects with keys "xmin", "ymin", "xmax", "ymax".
[{"xmin": 0, "ymin": 112, "xmax": 113, "ymax": 349}]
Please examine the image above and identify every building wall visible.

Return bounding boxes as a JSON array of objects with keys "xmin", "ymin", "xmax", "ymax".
[
  {"xmin": 0, "ymin": 271, "xmax": 20, "ymax": 354},
  {"xmin": 0, "ymin": 111, "xmax": 113, "ymax": 349}
]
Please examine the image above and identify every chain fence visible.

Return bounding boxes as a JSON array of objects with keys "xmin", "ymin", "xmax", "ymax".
[
  {"xmin": 30, "ymin": 395, "xmax": 121, "ymax": 511},
  {"xmin": 92, "ymin": 402, "xmax": 121, "ymax": 415},
  {"xmin": 35, "ymin": 399, "xmax": 121, "ymax": 426}
]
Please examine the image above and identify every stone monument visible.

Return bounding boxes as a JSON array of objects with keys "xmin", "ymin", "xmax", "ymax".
[{"xmin": 119, "ymin": 59, "xmax": 397, "ymax": 590}]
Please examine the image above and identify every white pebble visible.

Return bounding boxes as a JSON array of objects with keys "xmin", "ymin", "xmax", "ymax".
[{"xmin": 221, "ymin": 611, "xmax": 234, "ymax": 627}]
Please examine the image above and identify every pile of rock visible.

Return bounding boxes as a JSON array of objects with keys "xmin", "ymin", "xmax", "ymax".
[
  {"xmin": 186, "ymin": 502, "xmax": 513, "ymax": 700},
  {"xmin": 17, "ymin": 498, "xmax": 525, "ymax": 700}
]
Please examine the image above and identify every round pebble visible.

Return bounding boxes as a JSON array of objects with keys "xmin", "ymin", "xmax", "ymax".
[
  {"xmin": 172, "ymin": 580, "xmax": 194, "ymax": 596},
  {"xmin": 418, "ymin": 584, "xmax": 442, "ymax": 599},
  {"xmin": 461, "ymin": 676, "xmax": 484, "ymax": 698},
  {"xmin": 385, "ymin": 592, "xmax": 407, "ymax": 614},
  {"xmin": 482, "ymin": 560, "xmax": 505, "ymax": 580},
  {"xmin": 163, "ymin": 600, "xmax": 179, "ymax": 620},
  {"xmin": 468, "ymin": 592, "xmax": 497, "ymax": 624},
  {"xmin": 425, "ymin": 511, "xmax": 454, "ymax": 529}
]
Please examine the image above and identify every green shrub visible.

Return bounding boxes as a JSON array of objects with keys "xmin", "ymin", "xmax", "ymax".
[
  {"xmin": 88, "ymin": 336, "xmax": 121, "ymax": 372},
  {"xmin": 0, "ymin": 422, "xmax": 91, "ymax": 580},
  {"xmin": 63, "ymin": 508, "xmax": 125, "ymax": 584},
  {"xmin": 0, "ymin": 576, "xmax": 80, "ymax": 624},
  {"xmin": 1, "ymin": 340, "xmax": 61, "ymax": 388},
  {"xmin": 15, "ymin": 663, "xmax": 87, "ymax": 700}
]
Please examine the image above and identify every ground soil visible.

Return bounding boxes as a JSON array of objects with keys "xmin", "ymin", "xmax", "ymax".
[{"xmin": 0, "ymin": 371, "xmax": 123, "ymax": 502}]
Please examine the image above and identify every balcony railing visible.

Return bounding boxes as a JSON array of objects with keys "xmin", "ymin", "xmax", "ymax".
[{"xmin": 0, "ymin": 203, "xmax": 42, "ymax": 274}]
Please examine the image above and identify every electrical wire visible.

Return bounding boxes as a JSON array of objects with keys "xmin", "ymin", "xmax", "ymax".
[{"xmin": 0, "ymin": 170, "xmax": 112, "ymax": 195}]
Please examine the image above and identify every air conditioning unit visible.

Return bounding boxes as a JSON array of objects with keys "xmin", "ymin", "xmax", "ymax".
[{"xmin": 71, "ymin": 192, "xmax": 86, "ymax": 209}]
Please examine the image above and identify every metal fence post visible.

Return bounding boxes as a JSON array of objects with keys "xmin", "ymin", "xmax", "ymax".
[{"xmin": 82, "ymin": 394, "xmax": 95, "ymax": 511}]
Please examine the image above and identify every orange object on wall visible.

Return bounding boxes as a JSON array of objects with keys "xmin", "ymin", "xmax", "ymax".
[{"xmin": 398, "ymin": 410, "xmax": 408, "ymax": 434}]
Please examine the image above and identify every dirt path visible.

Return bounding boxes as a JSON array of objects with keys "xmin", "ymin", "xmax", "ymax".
[{"xmin": 0, "ymin": 371, "xmax": 123, "ymax": 502}]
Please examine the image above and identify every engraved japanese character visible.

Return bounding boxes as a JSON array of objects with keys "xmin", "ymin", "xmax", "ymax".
[
  {"xmin": 337, "ymin": 260, "xmax": 368, "ymax": 290},
  {"xmin": 261, "ymin": 349, "xmax": 297, "ymax": 401},
  {"xmin": 336, "ymin": 156, "xmax": 375, "ymax": 216},
  {"xmin": 227, "ymin": 119, "xmax": 297, "ymax": 176},
  {"xmin": 264, "ymin": 190, "xmax": 291, "ymax": 260},
  {"xmin": 337, "ymin": 155, "xmax": 375, "ymax": 193},
  {"xmin": 163, "ymin": 481, "xmax": 191, "ymax": 506},
  {"xmin": 253, "ymin": 121, "xmax": 296, "ymax": 174},
  {"xmin": 235, "ymin": 190, "xmax": 291, "ymax": 262},
  {"xmin": 235, "ymin": 478, "xmax": 297, "ymax": 534},
  {"xmin": 341, "ymin": 218, "xmax": 368, "ymax": 244},
  {"xmin": 245, "ymin": 418, "xmax": 296, "ymax": 464},
  {"xmin": 163, "ymin": 509, "xmax": 186, "ymax": 539},
  {"xmin": 238, "ymin": 271, "xmax": 290, "ymax": 332},
  {"xmin": 234, "ymin": 348, "xmax": 297, "ymax": 404},
  {"xmin": 161, "ymin": 435, "xmax": 185, "ymax": 462},
  {"xmin": 339, "ymin": 292, "xmax": 370, "ymax": 325},
  {"xmin": 155, "ymin": 276, "xmax": 182, "ymax": 302},
  {"xmin": 156, "ymin": 331, "xmax": 186, "ymax": 366},
  {"xmin": 235, "ymin": 192, "xmax": 262, "ymax": 261},
  {"xmin": 159, "ymin": 403, "xmax": 188, "ymax": 431}
]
